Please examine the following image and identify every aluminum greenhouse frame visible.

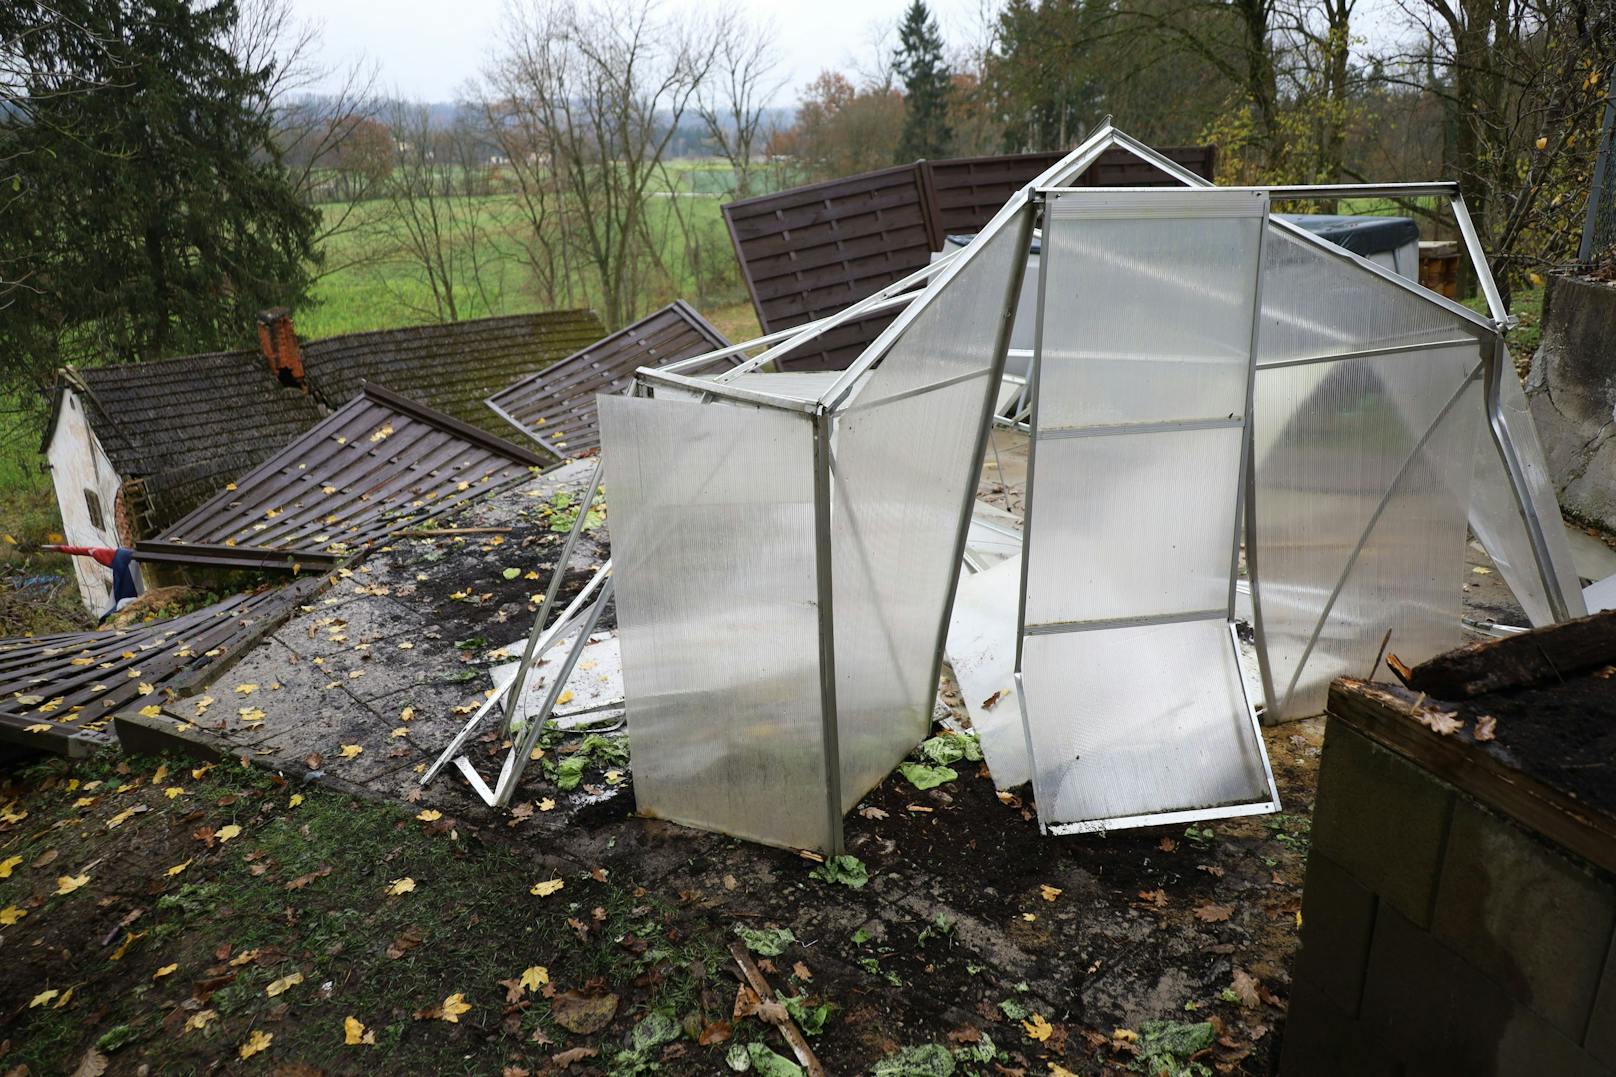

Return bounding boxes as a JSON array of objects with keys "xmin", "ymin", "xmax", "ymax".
[{"xmin": 481, "ymin": 123, "xmax": 1581, "ymax": 850}]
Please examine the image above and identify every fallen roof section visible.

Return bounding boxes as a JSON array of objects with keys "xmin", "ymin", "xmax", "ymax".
[
  {"xmin": 299, "ymin": 310, "xmax": 606, "ymax": 438},
  {"xmin": 0, "ymin": 579, "xmax": 322, "ymax": 756},
  {"xmin": 45, "ymin": 351, "xmax": 326, "ymax": 534},
  {"xmin": 723, "ymin": 147, "xmax": 1217, "ymax": 370},
  {"xmin": 140, "ymin": 384, "xmax": 546, "ymax": 568},
  {"xmin": 486, "ymin": 301, "xmax": 733, "ymax": 458}
]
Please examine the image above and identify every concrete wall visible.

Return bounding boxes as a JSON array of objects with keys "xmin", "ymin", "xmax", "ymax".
[
  {"xmin": 1527, "ymin": 275, "xmax": 1616, "ymax": 531},
  {"xmin": 1282, "ymin": 720, "xmax": 1616, "ymax": 1076},
  {"xmin": 43, "ymin": 389, "xmax": 137, "ymax": 613}
]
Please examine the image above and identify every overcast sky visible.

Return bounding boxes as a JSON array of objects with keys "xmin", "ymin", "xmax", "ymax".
[{"xmin": 285, "ymin": 0, "xmax": 1002, "ymax": 107}]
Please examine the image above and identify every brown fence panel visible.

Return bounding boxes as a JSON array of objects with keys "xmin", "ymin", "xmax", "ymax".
[{"xmin": 724, "ymin": 145, "xmax": 1218, "ymax": 371}]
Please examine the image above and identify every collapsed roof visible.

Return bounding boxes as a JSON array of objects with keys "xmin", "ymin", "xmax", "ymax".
[
  {"xmin": 139, "ymin": 384, "xmax": 547, "ymax": 570},
  {"xmin": 46, "ymin": 309, "xmax": 607, "ymax": 536},
  {"xmin": 0, "ymin": 578, "xmax": 321, "ymax": 756},
  {"xmin": 486, "ymin": 301, "xmax": 734, "ymax": 457}
]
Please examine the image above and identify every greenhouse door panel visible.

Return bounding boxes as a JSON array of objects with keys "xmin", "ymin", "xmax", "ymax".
[{"xmin": 1017, "ymin": 188, "xmax": 1280, "ymax": 833}]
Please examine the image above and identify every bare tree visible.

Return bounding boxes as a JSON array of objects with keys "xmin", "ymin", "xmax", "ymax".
[
  {"xmin": 696, "ymin": 9, "xmax": 786, "ymax": 199},
  {"xmin": 486, "ymin": 0, "xmax": 719, "ymax": 328},
  {"xmin": 367, "ymin": 102, "xmax": 508, "ymax": 323},
  {"xmin": 229, "ymin": 0, "xmax": 383, "ymax": 274},
  {"xmin": 1381, "ymin": 0, "xmax": 1615, "ymax": 297}
]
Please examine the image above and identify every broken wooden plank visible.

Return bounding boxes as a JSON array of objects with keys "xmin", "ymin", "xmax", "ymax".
[
  {"xmin": 729, "ymin": 941, "xmax": 826, "ymax": 1077},
  {"xmin": 1388, "ymin": 608, "xmax": 1616, "ymax": 698}
]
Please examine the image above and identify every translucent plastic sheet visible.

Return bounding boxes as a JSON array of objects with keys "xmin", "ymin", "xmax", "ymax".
[
  {"xmin": 830, "ymin": 203, "xmax": 1032, "ymax": 812},
  {"xmin": 1466, "ymin": 351, "xmax": 1587, "ymax": 626},
  {"xmin": 598, "ymin": 395, "xmax": 832, "ymax": 851},
  {"xmin": 1249, "ymin": 219, "xmax": 1498, "ymax": 719},
  {"xmin": 1020, "ymin": 621, "xmax": 1272, "ymax": 828},
  {"xmin": 1019, "ymin": 188, "xmax": 1277, "ymax": 832}
]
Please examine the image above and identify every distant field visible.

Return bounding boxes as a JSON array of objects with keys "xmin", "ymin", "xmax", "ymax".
[{"xmin": 297, "ymin": 158, "xmax": 780, "ymax": 340}]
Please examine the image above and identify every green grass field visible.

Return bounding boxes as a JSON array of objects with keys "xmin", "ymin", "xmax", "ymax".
[{"xmin": 297, "ymin": 159, "xmax": 770, "ymax": 340}]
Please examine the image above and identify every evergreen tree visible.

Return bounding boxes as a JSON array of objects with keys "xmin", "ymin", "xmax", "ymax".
[
  {"xmin": 893, "ymin": 0, "xmax": 952, "ymax": 161},
  {"xmin": 0, "ymin": 0, "xmax": 320, "ymax": 397}
]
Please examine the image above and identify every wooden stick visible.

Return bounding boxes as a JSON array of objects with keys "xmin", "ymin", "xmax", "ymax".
[{"xmin": 729, "ymin": 941, "xmax": 826, "ymax": 1077}]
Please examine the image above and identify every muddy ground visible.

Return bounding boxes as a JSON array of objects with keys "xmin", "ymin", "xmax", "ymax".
[{"xmin": 0, "ymin": 442, "xmax": 1543, "ymax": 1075}]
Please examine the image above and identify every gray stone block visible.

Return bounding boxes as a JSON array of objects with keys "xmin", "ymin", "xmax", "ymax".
[
  {"xmin": 1586, "ymin": 931, "xmax": 1616, "ymax": 1069},
  {"xmin": 1526, "ymin": 274, "xmax": 1616, "ymax": 531},
  {"xmin": 1279, "ymin": 979, "xmax": 1400, "ymax": 1077},
  {"xmin": 1295, "ymin": 851, "xmax": 1377, "ymax": 1015},
  {"xmin": 1312, "ymin": 721, "xmax": 1453, "ymax": 927},
  {"xmin": 1433, "ymin": 798, "xmax": 1616, "ymax": 1042},
  {"xmin": 1362, "ymin": 901, "xmax": 1610, "ymax": 1076}
]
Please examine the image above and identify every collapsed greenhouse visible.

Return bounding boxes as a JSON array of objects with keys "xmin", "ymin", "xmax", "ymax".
[{"xmin": 426, "ymin": 123, "xmax": 1583, "ymax": 855}]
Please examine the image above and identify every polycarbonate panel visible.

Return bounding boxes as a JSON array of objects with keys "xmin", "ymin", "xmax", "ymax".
[
  {"xmin": 598, "ymin": 395, "xmax": 834, "ymax": 852},
  {"xmin": 1039, "ymin": 197, "xmax": 1265, "ymax": 428},
  {"xmin": 1251, "ymin": 343, "xmax": 1482, "ymax": 719},
  {"xmin": 1467, "ymin": 351, "xmax": 1587, "ymax": 625},
  {"xmin": 1257, "ymin": 223, "xmax": 1484, "ymax": 365},
  {"xmin": 831, "ymin": 377, "xmax": 999, "ymax": 809},
  {"xmin": 1279, "ymin": 380, "xmax": 1481, "ymax": 715},
  {"xmin": 1021, "ymin": 621, "xmax": 1272, "ymax": 826},
  {"xmin": 840, "ymin": 204, "xmax": 1032, "ymax": 408},
  {"xmin": 1022, "ymin": 426, "xmax": 1243, "ymax": 626},
  {"xmin": 1019, "ymin": 187, "xmax": 1276, "ymax": 832}
]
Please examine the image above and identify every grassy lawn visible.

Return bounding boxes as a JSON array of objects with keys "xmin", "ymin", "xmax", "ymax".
[
  {"xmin": 0, "ymin": 749, "xmax": 772, "ymax": 1076},
  {"xmin": 0, "ymin": 402, "xmax": 84, "ymax": 637},
  {"xmin": 298, "ymin": 159, "xmax": 762, "ymax": 341}
]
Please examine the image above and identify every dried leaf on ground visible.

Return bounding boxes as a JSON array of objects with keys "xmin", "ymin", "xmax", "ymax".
[
  {"xmin": 343, "ymin": 1015, "xmax": 375, "ymax": 1045},
  {"xmin": 1194, "ymin": 903, "xmax": 1233, "ymax": 924},
  {"xmin": 238, "ymin": 1029, "xmax": 272, "ymax": 1059},
  {"xmin": 1231, "ymin": 967, "xmax": 1262, "ymax": 1008},
  {"xmin": 550, "ymin": 990, "xmax": 618, "ymax": 1034},
  {"xmin": 266, "ymin": 971, "xmax": 304, "ymax": 997},
  {"xmin": 386, "ymin": 877, "xmax": 416, "ymax": 896},
  {"xmin": 1023, "ymin": 1013, "xmax": 1054, "ymax": 1041}
]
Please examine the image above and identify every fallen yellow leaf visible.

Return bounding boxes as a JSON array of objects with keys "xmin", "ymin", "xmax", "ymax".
[
  {"xmin": 1023, "ymin": 1013, "xmax": 1053, "ymax": 1042},
  {"xmin": 106, "ymin": 806, "xmax": 137, "ymax": 829},
  {"xmin": 24, "ymin": 723, "xmax": 51, "ymax": 734},
  {"xmin": 166, "ymin": 859, "xmax": 192, "ymax": 877},
  {"xmin": 186, "ymin": 1009, "xmax": 218, "ymax": 1032},
  {"xmin": 530, "ymin": 878, "xmax": 564, "ymax": 897},
  {"xmin": 138, "ymin": 705, "xmax": 162, "ymax": 718},
  {"xmin": 154, "ymin": 963, "xmax": 178, "ymax": 979},
  {"xmin": 266, "ymin": 971, "xmax": 304, "ymax": 997},
  {"xmin": 519, "ymin": 966, "xmax": 549, "ymax": 993},
  {"xmin": 29, "ymin": 989, "xmax": 58, "ymax": 1008},
  {"xmin": 343, "ymin": 1015, "xmax": 375, "ymax": 1045},
  {"xmin": 239, "ymin": 1029, "xmax": 273, "ymax": 1059},
  {"xmin": 165, "ymin": 786, "xmax": 185, "ymax": 799},
  {"xmin": 338, "ymin": 744, "xmax": 363, "ymax": 759},
  {"xmin": 539, "ymin": 798, "xmax": 556, "ymax": 812},
  {"xmin": 217, "ymin": 824, "xmax": 242, "ymax": 843},
  {"xmin": 416, "ymin": 809, "xmax": 441, "ymax": 822},
  {"xmin": 438, "ymin": 992, "xmax": 472, "ymax": 1022},
  {"xmin": 0, "ymin": 855, "xmax": 21, "ymax": 878},
  {"xmin": 235, "ymin": 684, "xmax": 258, "ymax": 695},
  {"xmin": 386, "ymin": 877, "xmax": 416, "ymax": 896},
  {"xmin": 0, "ymin": 905, "xmax": 28, "ymax": 925},
  {"xmin": 288, "ymin": 793, "xmax": 304, "ymax": 808},
  {"xmin": 56, "ymin": 873, "xmax": 89, "ymax": 895},
  {"xmin": 1040, "ymin": 884, "xmax": 1062, "ymax": 902}
]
